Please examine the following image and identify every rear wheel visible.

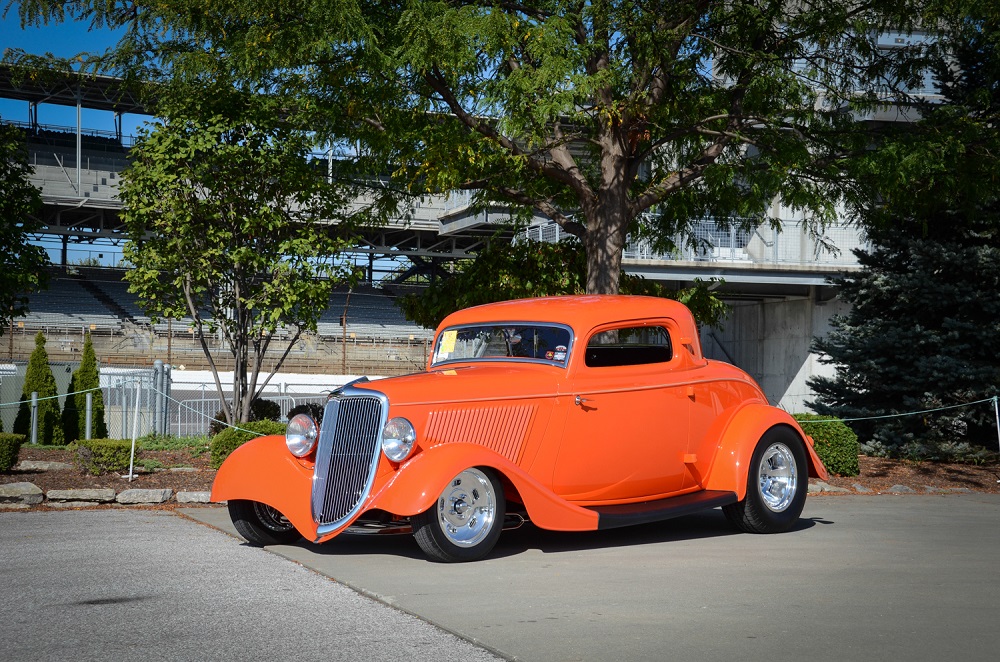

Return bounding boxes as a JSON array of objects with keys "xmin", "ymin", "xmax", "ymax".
[
  {"xmin": 412, "ymin": 467, "xmax": 505, "ymax": 562},
  {"xmin": 723, "ymin": 427, "xmax": 808, "ymax": 533},
  {"xmin": 228, "ymin": 499, "xmax": 302, "ymax": 546}
]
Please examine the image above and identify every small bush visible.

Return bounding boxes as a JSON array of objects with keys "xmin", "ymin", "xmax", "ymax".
[
  {"xmin": 207, "ymin": 398, "xmax": 283, "ymax": 436},
  {"xmin": 287, "ymin": 402, "xmax": 325, "ymax": 425},
  {"xmin": 0, "ymin": 433, "xmax": 25, "ymax": 472},
  {"xmin": 75, "ymin": 438, "xmax": 134, "ymax": 476},
  {"xmin": 794, "ymin": 413, "xmax": 860, "ymax": 477},
  {"xmin": 210, "ymin": 420, "xmax": 286, "ymax": 469}
]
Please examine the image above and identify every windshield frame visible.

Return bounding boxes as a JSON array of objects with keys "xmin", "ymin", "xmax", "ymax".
[{"xmin": 430, "ymin": 321, "xmax": 575, "ymax": 368}]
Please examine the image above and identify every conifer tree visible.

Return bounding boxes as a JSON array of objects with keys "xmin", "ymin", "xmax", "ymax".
[
  {"xmin": 13, "ymin": 332, "xmax": 63, "ymax": 445},
  {"xmin": 809, "ymin": 2, "xmax": 1000, "ymax": 456},
  {"xmin": 61, "ymin": 333, "xmax": 107, "ymax": 442}
]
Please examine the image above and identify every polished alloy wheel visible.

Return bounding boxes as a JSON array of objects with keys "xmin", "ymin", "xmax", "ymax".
[
  {"xmin": 757, "ymin": 442, "xmax": 798, "ymax": 512},
  {"xmin": 436, "ymin": 468, "xmax": 497, "ymax": 547}
]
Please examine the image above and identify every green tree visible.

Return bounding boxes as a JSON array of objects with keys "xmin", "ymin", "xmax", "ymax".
[
  {"xmin": 809, "ymin": 0, "xmax": 1000, "ymax": 457},
  {"xmin": 61, "ymin": 333, "xmax": 107, "ymax": 442},
  {"xmin": 7, "ymin": 1, "xmax": 932, "ymax": 294},
  {"xmin": 13, "ymin": 332, "xmax": 63, "ymax": 445},
  {"xmin": 399, "ymin": 237, "xmax": 728, "ymax": 328},
  {"xmin": 120, "ymin": 82, "xmax": 358, "ymax": 425},
  {"xmin": 1, "ymin": 119, "xmax": 49, "ymax": 331}
]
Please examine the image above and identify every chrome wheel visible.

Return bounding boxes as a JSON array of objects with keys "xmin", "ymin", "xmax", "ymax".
[
  {"xmin": 228, "ymin": 499, "xmax": 302, "ymax": 546},
  {"xmin": 757, "ymin": 442, "xmax": 798, "ymax": 512},
  {"xmin": 253, "ymin": 502, "xmax": 296, "ymax": 533},
  {"xmin": 436, "ymin": 468, "xmax": 497, "ymax": 547},
  {"xmin": 413, "ymin": 467, "xmax": 506, "ymax": 562}
]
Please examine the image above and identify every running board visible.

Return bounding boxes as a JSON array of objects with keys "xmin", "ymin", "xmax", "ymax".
[{"xmin": 585, "ymin": 490, "xmax": 738, "ymax": 530}]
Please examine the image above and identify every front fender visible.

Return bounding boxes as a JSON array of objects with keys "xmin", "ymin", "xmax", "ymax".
[
  {"xmin": 366, "ymin": 443, "xmax": 599, "ymax": 533},
  {"xmin": 702, "ymin": 405, "xmax": 829, "ymax": 499},
  {"xmin": 210, "ymin": 435, "xmax": 319, "ymax": 541}
]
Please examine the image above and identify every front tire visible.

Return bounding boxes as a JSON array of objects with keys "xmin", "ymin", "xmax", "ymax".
[
  {"xmin": 723, "ymin": 427, "xmax": 808, "ymax": 534},
  {"xmin": 412, "ymin": 467, "xmax": 505, "ymax": 562},
  {"xmin": 228, "ymin": 499, "xmax": 302, "ymax": 546}
]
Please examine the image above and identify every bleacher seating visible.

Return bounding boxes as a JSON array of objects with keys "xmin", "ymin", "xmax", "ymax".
[{"xmin": 17, "ymin": 268, "xmax": 431, "ymax": 341}]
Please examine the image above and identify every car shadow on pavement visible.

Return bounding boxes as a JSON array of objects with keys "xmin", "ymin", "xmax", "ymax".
[{"xmin": 283, "ymin": 508, "xmax": 820, "ymax": 561}]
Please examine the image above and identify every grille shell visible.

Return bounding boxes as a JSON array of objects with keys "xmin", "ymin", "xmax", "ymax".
[{"xmin": 311, "ymin": 387, "xmax": 388, "ymax": 535}]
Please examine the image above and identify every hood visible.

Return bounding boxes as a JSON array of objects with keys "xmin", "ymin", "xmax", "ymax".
[{"xmin": 353, "ymin": 362, "xmax": 563, "ymax": 407}]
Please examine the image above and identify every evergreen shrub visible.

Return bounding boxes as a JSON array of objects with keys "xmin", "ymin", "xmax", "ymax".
[
  {"xmin": 210, "ymin": 420, "xmax": 286, "ymax": 469},
  {"xmin": 0, "ymin": 433, "xmax": 25, "ymax": 472},
  {"xmin": 13, "ymin": 332, "xmax": 63, "ymax": 445},
  {"xmin": 793, "ymin": 413, "xmax": 860, "ymax": 477},
  {"xmin": 75, "ymin": 438, "xmax": 133, "ymax": 475}
]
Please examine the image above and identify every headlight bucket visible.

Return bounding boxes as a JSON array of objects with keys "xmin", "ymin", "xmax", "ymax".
[
  {"xmin": 285, "ymin": 413, "xmax": 319, "ymax": 457},
  {"xmin": 382, "ymin": 417, "xmax": 416, "ymax": 462}
]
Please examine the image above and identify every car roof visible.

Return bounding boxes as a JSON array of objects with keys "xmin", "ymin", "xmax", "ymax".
[{"xmin": 438, "ymin": 295, "xmax": 698, "ymax": 336}]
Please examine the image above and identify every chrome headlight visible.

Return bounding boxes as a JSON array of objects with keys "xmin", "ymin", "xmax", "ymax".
[
  {"xmin": 285, "ymin": 413, "xmax": 319, "ymax": 457},
  {"xmin": 381, "ymin": 417, "xmax": 416, "ymax": 462}
]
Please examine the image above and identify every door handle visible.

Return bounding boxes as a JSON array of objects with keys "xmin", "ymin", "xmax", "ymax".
[{"xmin": 574, "ymin": 395, "xmax": 591, "ymax": 407}]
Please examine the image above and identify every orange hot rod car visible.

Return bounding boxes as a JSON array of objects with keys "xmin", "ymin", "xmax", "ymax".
[{"xmin": 212, "ymin": 295, "xmax": 828, "ymax": 562}]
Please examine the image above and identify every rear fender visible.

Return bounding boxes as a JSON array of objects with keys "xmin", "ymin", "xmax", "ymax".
[
  {"xmin": 703, "ymin": 405, "xmax": 829, "ymax": 499},
  {"xmin": 369, "ymin": 443, "xmax": 599, "ymax": 532},
  {"xmin": 210, "ymin": 435, "xmax": 319, "ymax": 540}
]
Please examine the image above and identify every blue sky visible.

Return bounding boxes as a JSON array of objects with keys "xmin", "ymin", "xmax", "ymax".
[{"xmin": 0, "ymin": 8, "xmax": 151, "ymax": 136}]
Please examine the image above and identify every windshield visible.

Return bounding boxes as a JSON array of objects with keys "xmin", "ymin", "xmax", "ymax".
[{"xmin": 431, "ymin": 324, "xmax": 572, "ymax": 367}]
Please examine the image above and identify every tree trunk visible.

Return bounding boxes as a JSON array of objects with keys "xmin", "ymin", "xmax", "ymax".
[{"xmin": 583, "ymin": 185, "xmax": 631, "ymax": 295}]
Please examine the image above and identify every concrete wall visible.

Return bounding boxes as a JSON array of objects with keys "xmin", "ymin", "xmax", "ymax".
[{"xmin": 701, "ymin": 296, "xmax": 850, "ymax": 413}]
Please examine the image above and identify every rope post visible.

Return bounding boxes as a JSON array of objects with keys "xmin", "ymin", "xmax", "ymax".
[
  {"xmin": 994, "ymin": 396, "xmax": 1000, "ymax": 455},
  {"xmin": 85, "ymin": 391, "xmax": 93, "ymax": 441},
  {"xmin": 30, "ymin": 391, "xmax": 38, "ymax": 445}
]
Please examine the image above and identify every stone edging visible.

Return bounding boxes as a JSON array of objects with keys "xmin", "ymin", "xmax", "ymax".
[{"xmin": 0, "ymin": 481, "xmax": 212, "ymax": 509}]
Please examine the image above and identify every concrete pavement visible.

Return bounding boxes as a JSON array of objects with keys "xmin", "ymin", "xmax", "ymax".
[{"xmin": 189, "ymin": 494, "xmax": 1000, "ymax": 661}]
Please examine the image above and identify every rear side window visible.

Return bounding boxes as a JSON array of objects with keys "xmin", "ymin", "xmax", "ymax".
[{"xmin": 585, "ymin": 326, "xmax": 673, "ymax": 367}]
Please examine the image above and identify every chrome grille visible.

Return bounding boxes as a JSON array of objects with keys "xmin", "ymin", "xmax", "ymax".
[{"xmin": 311, "ymin": 391, "xmax": 386, "ymax": 528}]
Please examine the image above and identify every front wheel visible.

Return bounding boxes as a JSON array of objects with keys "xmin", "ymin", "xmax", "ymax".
[
  {"xmin": 228, "ymin": 499, "xmax": 302, "ymax": 546},
  {"xmin": 412, "ymin": 467, "xmax": 505, "ymax": 562},
  {"xmin": 723, "ymin": 427, "xmax": 808, "ymax": 534}
]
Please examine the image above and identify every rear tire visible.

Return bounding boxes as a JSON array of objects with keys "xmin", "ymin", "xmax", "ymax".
[
  {"xmin": 723, "ymin": 427, "xmax": 808, "ymax": 533},
  {"xmin": 412, "ymin": 467, "xmax": 505, "ymax": 562},
  {"xmin": 228, "ymin": 499, "xmax": 302, "ymax": 546}
]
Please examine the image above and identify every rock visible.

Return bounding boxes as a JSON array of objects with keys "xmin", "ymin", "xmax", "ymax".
[
  {"xmin": 808, "ymin": 481, "xmax": 852, "ymax": 494},
  {"xmin": 16, "ymin": 460, "xmax": 74, "ymax": 471},
  {"xmin": 0, "ymin": 482, "xmax": 44, "ymax": 505},
  {"xmin": 46, "ymin": 488, "xmax": 116, "ymax": 503},
  {"xmin": 944, "ymin": 487, "xmax": 973, "ymax": 494},
  {"xmin": 176, "ymin": 491, "xmax": 212, "ymax": 504},
  {"xmin": 852, "ymin": 483, "xmax": 873, "ymax": 493},
  {"xmin": 48, "ymin": 502, "xmax": 102, "ymax": 509},
  {"xmin": 116, "ymin": 489, "xmax": 173, "ymax": 505},
  {"xmin": 0, "ymin": 503, "xmax": 30, "ymax": 510},
  {"xmin": 888, "ymin": 485, "xmax": 915, "ymax": 493},
  {"xmin": 168, "ymin": 467, "xmax": 197, "ymax": 473}
]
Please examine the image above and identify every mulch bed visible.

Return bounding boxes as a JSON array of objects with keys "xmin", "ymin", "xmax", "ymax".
[{"xmin": 3, "ymin": 448, "xmax": 1000, "ymax": 510}]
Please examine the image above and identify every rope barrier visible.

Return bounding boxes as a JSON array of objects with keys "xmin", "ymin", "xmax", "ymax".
[
  {"xmin": 0, "ymin": 386, "xmax": 102, "ymax": 408},
  {"xmin": 806, "ymin": 396, "xmax": 999, "ymax": 423}
]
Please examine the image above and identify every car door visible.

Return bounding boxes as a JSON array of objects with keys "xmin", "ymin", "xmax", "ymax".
[{"xmin": 551, "ymin": 321, "xmax": 692, "ymax": 502}]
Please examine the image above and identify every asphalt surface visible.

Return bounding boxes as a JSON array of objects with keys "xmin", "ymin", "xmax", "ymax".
[
  {"xmin": 0, "ymin": 509, "xmax": 501, "ymax": 662},
  {"xmin": 4, "ymin": 495, "xmax": 999, "ymax": 661}
]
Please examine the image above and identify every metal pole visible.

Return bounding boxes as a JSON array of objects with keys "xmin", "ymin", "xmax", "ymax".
[
  {"xmin": 127, "ymin": 380, "xmax": 140, "ymax": 481},
  {"xmin": 85, "ymin": 391, "xmax": 93, "ymax": 440},
  {"xmin": 153, "ymin": 360, "xmax": 163, "ymax": 437},
  {"xmin": 993, "ymin": 396, "xmax": 1000, "ymax": 454},
  {"xmin": 30, "ymin": 391, "xmax": 38, "ymax": 444}
]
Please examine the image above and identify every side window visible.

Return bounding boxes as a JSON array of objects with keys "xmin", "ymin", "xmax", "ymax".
[{"xmin": 585, "ymin": 326, "xmax": 673, "ymax": 367}]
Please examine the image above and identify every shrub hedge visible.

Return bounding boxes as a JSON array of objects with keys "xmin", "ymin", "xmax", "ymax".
[
  {"xmin": 75, "ymin": 438, "xmax": 134, "ymax": 476},
  {"xmin": 793, "ymin": 413, "xmax": 860, "ymax": 477},
  {"xmin": 0, "ymin": 433, "xmax": 25, "ymax": 472},
  {"xmin": 210, "ymin": 420, "xmax": 287, "ymax": 469}
]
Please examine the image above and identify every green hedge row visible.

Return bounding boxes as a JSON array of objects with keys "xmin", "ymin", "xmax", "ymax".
[
  {"xmin": 210, "ymin": 420, "xmax": 287, "ymax": 469},
  {"xmin": 0, "ymin": 433, "xmax": 25, "ymax": 472},
  {"xmin": 74, "ymin": 438, "xmax": 133, "ymax": 476},
  {"xmin": 794, "ymin": 413, "xmax": 860, "ymax": 477}
]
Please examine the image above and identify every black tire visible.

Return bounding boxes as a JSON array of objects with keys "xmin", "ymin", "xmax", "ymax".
[
  {"xmin": 228, "ymin": 499, "xmax": 302, "ymax": 546},
  {"xmin": 412, "ymin": 467, "xmax": 505, "ymax": 562},
  {"xmin": 723, "ymin": 427, "xmax": 808, "ymax": 534}
]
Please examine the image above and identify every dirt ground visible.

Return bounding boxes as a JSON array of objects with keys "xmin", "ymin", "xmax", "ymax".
[{"xmin": 4, "ymin": 446, "xmax": 1000, "ymax": 505}]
